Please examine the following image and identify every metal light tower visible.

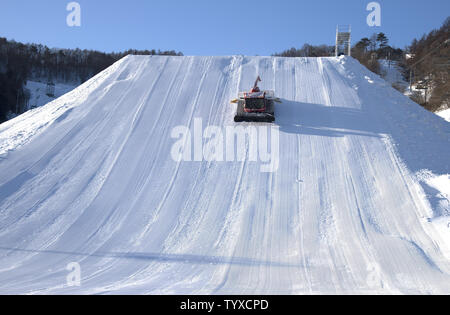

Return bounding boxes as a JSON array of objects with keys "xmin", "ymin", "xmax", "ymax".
[{"xmin": 335, "ymin": 25, "xmax": 352, "ymax": 57}]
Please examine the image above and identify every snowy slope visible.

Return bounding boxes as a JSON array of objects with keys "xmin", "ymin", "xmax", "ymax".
[
  {"xmin": 25, "ymin": 80, "xmax": 77, "ymax": 110},
  {"xmin": 437, "ymin": 109, "xmax": 450, "ymax": 122},
  {"xmin": 0, "ymin": 55, "xmax": 449, "ymax": 294},
  {"xmin": 379, "ymin": 59, "xmax": 407, "ymax": 89},
  {"xmin": 379, "ymin": 60, "xmax": 449, "ymax": 124}
]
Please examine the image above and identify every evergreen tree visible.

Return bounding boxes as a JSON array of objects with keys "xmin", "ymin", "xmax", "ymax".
[{"xmin": 377, "ymin": 33, "xmax": 389, "ymax": 49}]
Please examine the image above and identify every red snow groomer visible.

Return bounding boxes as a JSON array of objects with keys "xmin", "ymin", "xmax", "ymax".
[{"xmin": 232, "ymin": 76, "xmax": 280, "ymax": 123}]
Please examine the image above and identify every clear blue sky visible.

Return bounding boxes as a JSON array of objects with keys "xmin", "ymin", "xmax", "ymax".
[{"xmin": 0, "ymin": 0, "xmax": 448, "ymax": 55}]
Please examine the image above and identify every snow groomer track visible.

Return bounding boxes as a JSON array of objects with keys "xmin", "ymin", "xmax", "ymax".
[{"xmin": 0, "ymin": 55, "xmax": 449, "ymax": 294}]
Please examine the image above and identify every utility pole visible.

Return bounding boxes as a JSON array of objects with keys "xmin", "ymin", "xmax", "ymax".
[
  {"xmin": 409, "ymin": 69, "xmax": 413, "ymax": 91},
  {"xmin": 408, "ymin": 38, "xmax": 449, "ymax": 92},
  {"xmin": 348, "ymin": 25, "xmax": 352, "ymax": 56},
  {"xmin": 335, "ymin": 25, "xmax": 338, "ymax": 57},
  {"xmin": 15, "ymin": 90, "xmax": 20, "ymax": 114}
]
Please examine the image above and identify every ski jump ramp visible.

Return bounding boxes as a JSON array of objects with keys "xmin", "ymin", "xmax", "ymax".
[{"xmin": 0, "ymin": 55, "xmax": 449, "ymax": 294}]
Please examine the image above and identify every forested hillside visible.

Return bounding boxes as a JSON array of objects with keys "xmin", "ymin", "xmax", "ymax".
[
  {"xmin": 406, "ymin": 17, "xmax": 449, "ymax": 112},
  {"xmin": 0, "ymin": 38, "xmax": 182, "ymax": 122}
]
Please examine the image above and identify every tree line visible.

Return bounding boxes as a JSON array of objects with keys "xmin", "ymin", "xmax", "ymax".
[
  {"xmin": 273, "ymin": 17, "xmax": 449, "ymax": 113},
  {"xmin": 274, "ymin": 33, "xmax": 403, "ymax": 74},
  {"xmin": 352, "ymin": 32, "xmax": 403, "ymax": 75},
  {"xmin": 273, "ymin": 44, "xmax": 335, "ymax": 57},
  {"xmin": 405, "ymin": 17, "xmax": 449, "ymax": 112},
  {"xmin": 0, "ymin": 37, "xmax": 183, "ymax": 122}
]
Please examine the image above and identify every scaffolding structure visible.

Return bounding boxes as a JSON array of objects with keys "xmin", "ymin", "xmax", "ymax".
[{"xmin": 335, "ymin": 25, "xmax": 352, "ymax": 57}]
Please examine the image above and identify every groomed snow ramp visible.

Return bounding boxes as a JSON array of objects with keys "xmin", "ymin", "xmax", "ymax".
[{"xmin": 0, "ymin": 55, "xmax": 449, "ymax": 294}]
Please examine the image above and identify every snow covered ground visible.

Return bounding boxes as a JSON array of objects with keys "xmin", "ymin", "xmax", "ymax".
[
  {"xmin": 25, "ymin": 80, "xmax": 77, "ymax": 111},
  {"xmin": 379, "ymin": 59, "xmax": 408, "ymax": 90},
  {"xmin": 0, "ymin": 55, "xmax": 449, "ymax": 294},
  {"xmin": 437, "ymin": 109, "xmax": 450, "ymax": 122},
  {"xmin": 379, "ymin": 59, "xmax": 448, "ymax": 122}
]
